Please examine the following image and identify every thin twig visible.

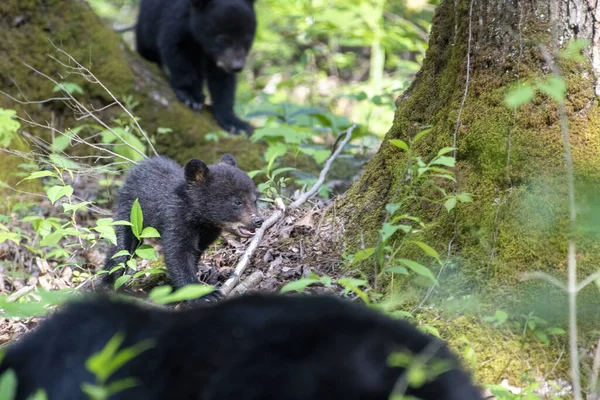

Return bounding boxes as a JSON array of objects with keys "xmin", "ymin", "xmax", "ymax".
[
  {"xmin": 51, "ymin": 43, "xmax": 158, "ymax": 156},
  {"xmin": 21, "ymin": 62, "xmax": 145, "ymax": 162},
  {"xmin": 221, "ymin": 124, "xmax": 356, "ymax": 296},
  {"xmin": 289, "ymin": 124, "xmax": 356, "ymax": 210},
  {"xmin": 520, "ymin": 271, "xmax": 567, "ymax": 291},
  {"xmin": 412, "ymin": 235, "xmax": 456, "ymax": 312},
  {"xmin": 452, "ymin": 0, "xmax": 474, "ymax": 159},
  {"xmin": 541, "ymin": 8, "xmax": 582, "ymax": 394},
  {"xmin": 576, "ymin": 269, "xmax": 600, "ymax": 292},
  {"xmin": 590, "ymin": 338, "xmax": 600, "ymax": 397}
]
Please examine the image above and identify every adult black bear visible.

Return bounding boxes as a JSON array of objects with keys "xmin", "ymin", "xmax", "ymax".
[
  {"xmin": 136, "ymin": 0, "xmax": 257, "ymax": 135},
  {"xmin": 103, "ymin": 155, "xmax": 263, "ymax": 303},
  {"xmin": 0, "ymin": 293, "xmax": 483, "ymax": 400}
]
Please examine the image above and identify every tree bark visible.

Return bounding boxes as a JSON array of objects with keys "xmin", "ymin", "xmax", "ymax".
[{"xmin": 338, "ymin": 0, "xmax": 600, "ymax": 325}]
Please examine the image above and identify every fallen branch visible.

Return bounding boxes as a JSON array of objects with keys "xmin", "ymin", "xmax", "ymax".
[
  {"xmin": 221, "ymin": 124, "xmax": 356, "ymax": 296},
  {"xmin": 229, "ymin": 270, "xmax": 264, "ymax": 297}
]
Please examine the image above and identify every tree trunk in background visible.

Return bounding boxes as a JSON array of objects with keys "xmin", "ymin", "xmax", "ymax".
[
  {"xmin": 338, "ymin": 0, "xmax": 600, "ymax": 328},
  {"xmin": 0, "ymin": 0, "xmax": 264, "ymax": 168}
]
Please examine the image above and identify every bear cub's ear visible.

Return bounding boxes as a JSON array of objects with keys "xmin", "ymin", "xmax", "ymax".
[
  {"xmin": 219, "ymin": 153, "xmax": 237, "ymax": 167},
  {"xmin": 185, "ymin": 159, "xmax": 210, "ymax": 183}
]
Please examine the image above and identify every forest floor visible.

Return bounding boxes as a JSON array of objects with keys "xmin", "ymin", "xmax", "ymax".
[{"xmin": 0, "ymin": 177, "xmax": 355, "ymax": 346}]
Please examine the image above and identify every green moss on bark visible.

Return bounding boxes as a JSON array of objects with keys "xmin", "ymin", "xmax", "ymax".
[
  {"xmin": 335, "ymin": 0, "xmax": 600, "ymax": 385},
  {"xmin": 0, "ymin": 0, "xmax": 272, "ymax": 172}
]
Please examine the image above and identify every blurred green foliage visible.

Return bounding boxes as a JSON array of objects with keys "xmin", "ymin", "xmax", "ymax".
[{"xmin": 88, "ymin": 0, "xmax": 438, "ymax": 139}]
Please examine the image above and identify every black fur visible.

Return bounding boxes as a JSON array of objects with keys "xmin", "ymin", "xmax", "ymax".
[
  {"xmin": 135, "ymin": 0, "xmax": 257, "ymax": 135},
  {"xmin": 0, "ymin": 293, "xmax": 483, "ymax": 400},
  {"xmin": 103, "ymin": 155, "xmax": 263, "ymax": 302}
]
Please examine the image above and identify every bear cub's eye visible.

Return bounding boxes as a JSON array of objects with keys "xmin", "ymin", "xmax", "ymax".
[{"xmin": 233, "ymin": 199, "xmax": 243, "ymax": 207}]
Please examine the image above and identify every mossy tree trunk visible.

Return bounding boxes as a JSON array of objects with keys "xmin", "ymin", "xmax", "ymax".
[
  {"xmin": 0, "ymin": 0, "xmax": 264, "ymax": 168},
  {"xmin": 338, "ymin": 0, "xmax": 600, "ymax": 324}
]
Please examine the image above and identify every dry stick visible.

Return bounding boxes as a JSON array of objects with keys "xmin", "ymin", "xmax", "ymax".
[
  {"xmin": 539, "ymin": 31, "xmax": 581, "ymax": 397},
  {"xmin": 590, "ymin": 338, "xmax": 600, "ymax": 398},
  {"xmin": 230, "ymin": 270, "xmax": 264, "ymax": 296},
  {"xmin": 51, "ymin": 43, "xmax": 158, "ymax": 156},
  {"xmin": 21, "ymin": 62, "xmax": 146, "ymax": 162},
  {"xmin": 221, "ymin": 124, "xmax": 356, "ymax": 296},
  {"xmin": 289, "ymin": 123, "xmax": 356, "ymax": 210}
]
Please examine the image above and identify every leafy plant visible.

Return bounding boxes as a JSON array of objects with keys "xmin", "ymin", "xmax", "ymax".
[{"xmin": 82, "ymin": 332, "xmax": 154, "ymax": 400}]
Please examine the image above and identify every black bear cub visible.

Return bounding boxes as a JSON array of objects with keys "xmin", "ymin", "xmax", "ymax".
[
  {"xmin": 135, "ymin": 0, "xmax": 257, "ymax": 135},
  {"xmin": 0, "ymin": 293, "xmax": 483, "ymax": 400},
  {"xmin": 103, "ymin": 154, "xmax": 263, "ymax": 302}
]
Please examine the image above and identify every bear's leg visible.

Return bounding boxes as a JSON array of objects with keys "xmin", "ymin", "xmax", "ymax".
[
  {"xmin": 206, "ymin": 62, "xmax": 252, "ymax": 135},
  {"xmin": 160, "ymin": 44, "xmax": 206, "ymax": 110},
  {"xmin": 162, "ymin": 233, "xmax": 223, "ymax": 305}
]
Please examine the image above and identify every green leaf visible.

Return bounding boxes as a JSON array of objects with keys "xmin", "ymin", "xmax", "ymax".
[
  {"xmin": 410, "ymin": 241, "xmax": 440, "ymax": 262},
  {"xmin": 505, "ymin": 83, "xmax": 534, "ymax": 108},
  {"xmin": 264, "ymin": 142, "xmax": 288, "ymax": 163},
  {"xmin": 39, "ymin": 231, "xmax": 63, "ymax": 247},
  {"xmin": 114, "ymin": 275, "xmax": 131, "ymax": 290},
  {"xmin": 126, "ymin": 259, "xmax": 137, "ymax": 271},
  {"xmin": 350, "ymin": 247, "xmax": 375, "ymax": 265},
  {"xmin": 45, "ymin": 185, "xmax": 73, "ymax": 205},
  {"xmin": 436, "ymin": 147, "xmax": 455, "ymax": 157},
  {"xmin": 0, "ymin": 108, "xmax": 20, "ymax": 147},
  {"xmin": 397, "ymin": 258, "xmax": 437, "ymax": 284},
  {"xmin": 48, "ymin": 154, "xmax": 81, "ymax": 170},
  {"xmin": 133, "ymin": 268, "xmax": 167, "ymax": 278},
  {"xmin": 406, "ymin": 364, "xmax": 427, "ymax": 388},
  {"xmin": 559, "ymin": 39, "xmax": 590, "ymax": 61},
  {"xmin": 311, "ymin": 149, "xmax": 331, "ymax": 164},
  {"xmin": 547, "ymin": 327, "xmax": 566, "ymax": 335},
  {"xmin": 25, "ymin": 389, "xmax": 48, "ymax": 400},
  {"xmin": 389, "ymin": 139, "xmax": 408, "ymax": 151},
  {"xmin": 0, "ymin": 369, "xmax": 17, "ymax": 400},
  {"xmin": 23, "ymin": 170, "xmax": 57, "ymax": 181},
  {"xmin": 456, "ymin": 193, "xmax": 473, "ymax": 203},
  {"xmin": 111, "ymin": 250, "xmax": 131, "ymax": 259},
  {"xmin": 135, "ymin": 244, "xmax": 157, "ymax": 260},
  {"xmin": 536, "ymin": 76, "xmax": 567, "ymax": 103},
  {"xmin": 62, "ymin": 201, "xmax": 90, "ymax": 213},
  {"xmin": 386, "ymin": 266, "xmax": 408, "ymax": 275},
  {"xmin": 430, "ymin": 156, "xmax": 455, "ymax": 167},
  {"xmin": 153, "ymin": 284, "xmax": 215, "ymax": 304},
  {"xmin": 51, "ymin": 135, "xmax": 72, "ymax": 153},
  {"xmin": 385, "ymin": 202, "xmax": 402, "ymax": 215},
  {"xmin": 418, "ymin": 325, "xmax": 441, "ymax": 338},
  {"xmin": 148, "ymin": 286, "xmax": 174, "ymax": 303},
  {"xmin": 412, "ymin": 128, "xmax": 431, "ymax": 144},
  {"xmin": 336, "ymin": 278, "xmax": 369, "ymax": 304},
  {"xmin": 140, "ymin": 227, "xmax": 161, "ymax": 239},
  {"xmin": 130, "ymin": 199, "xmax": 143, "ymax": 238},
  {"xmin": 85, "ymin": 332, "xmax": 153, "ymax": 383},
  {"xmin": 534, "ymin": 331, "xmax": 549, "ymax": 345},
  {"xmin": 94, "ymin": 224, "xmax": 117, "ymax": 246},
  {"xmin": 53, "ymin": 82, "xmax": 84, "ymax": 95},
  {"xmin": 0, "ymin": 232, "xmax": 20, "ymax": 245},
  {"xmin": 270, "ymin": 167, "xmax": 297, "ymax": 179},
  {"xmin": 280, "ymin": 278, "xmax": 321, "ymax": 294},
  {"xmin": 379, "ymin": 223, "xmax": 401, "ymax": 242},
  {"xmin": 444, "ymin": 197, "xmax": 457, "ymax": 213}
]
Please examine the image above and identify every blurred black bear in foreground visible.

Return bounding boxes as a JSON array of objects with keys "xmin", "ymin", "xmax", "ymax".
[
  {"xmin": 136, "ymin": 0, "xmax": 256, "ymax": 135},
  {"xmin": 0, "ymin": 293, "xmax": 483, "ymax": 400},
  {"xmin": 103, "ymin": 155, "xmax": 263, "ymax": 303}
]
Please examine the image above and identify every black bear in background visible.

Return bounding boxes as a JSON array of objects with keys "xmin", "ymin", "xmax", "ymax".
[
  {"xmin": 103, "ymin": 154, "xmax": 263, "ymax": 303},
  {"xmin": 136, "ymin": 0, "xmax": 257, "ymax": 135},
  {"xmin": 0, "ymin": 293, "xmax": 483, "ymax": 400}
]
